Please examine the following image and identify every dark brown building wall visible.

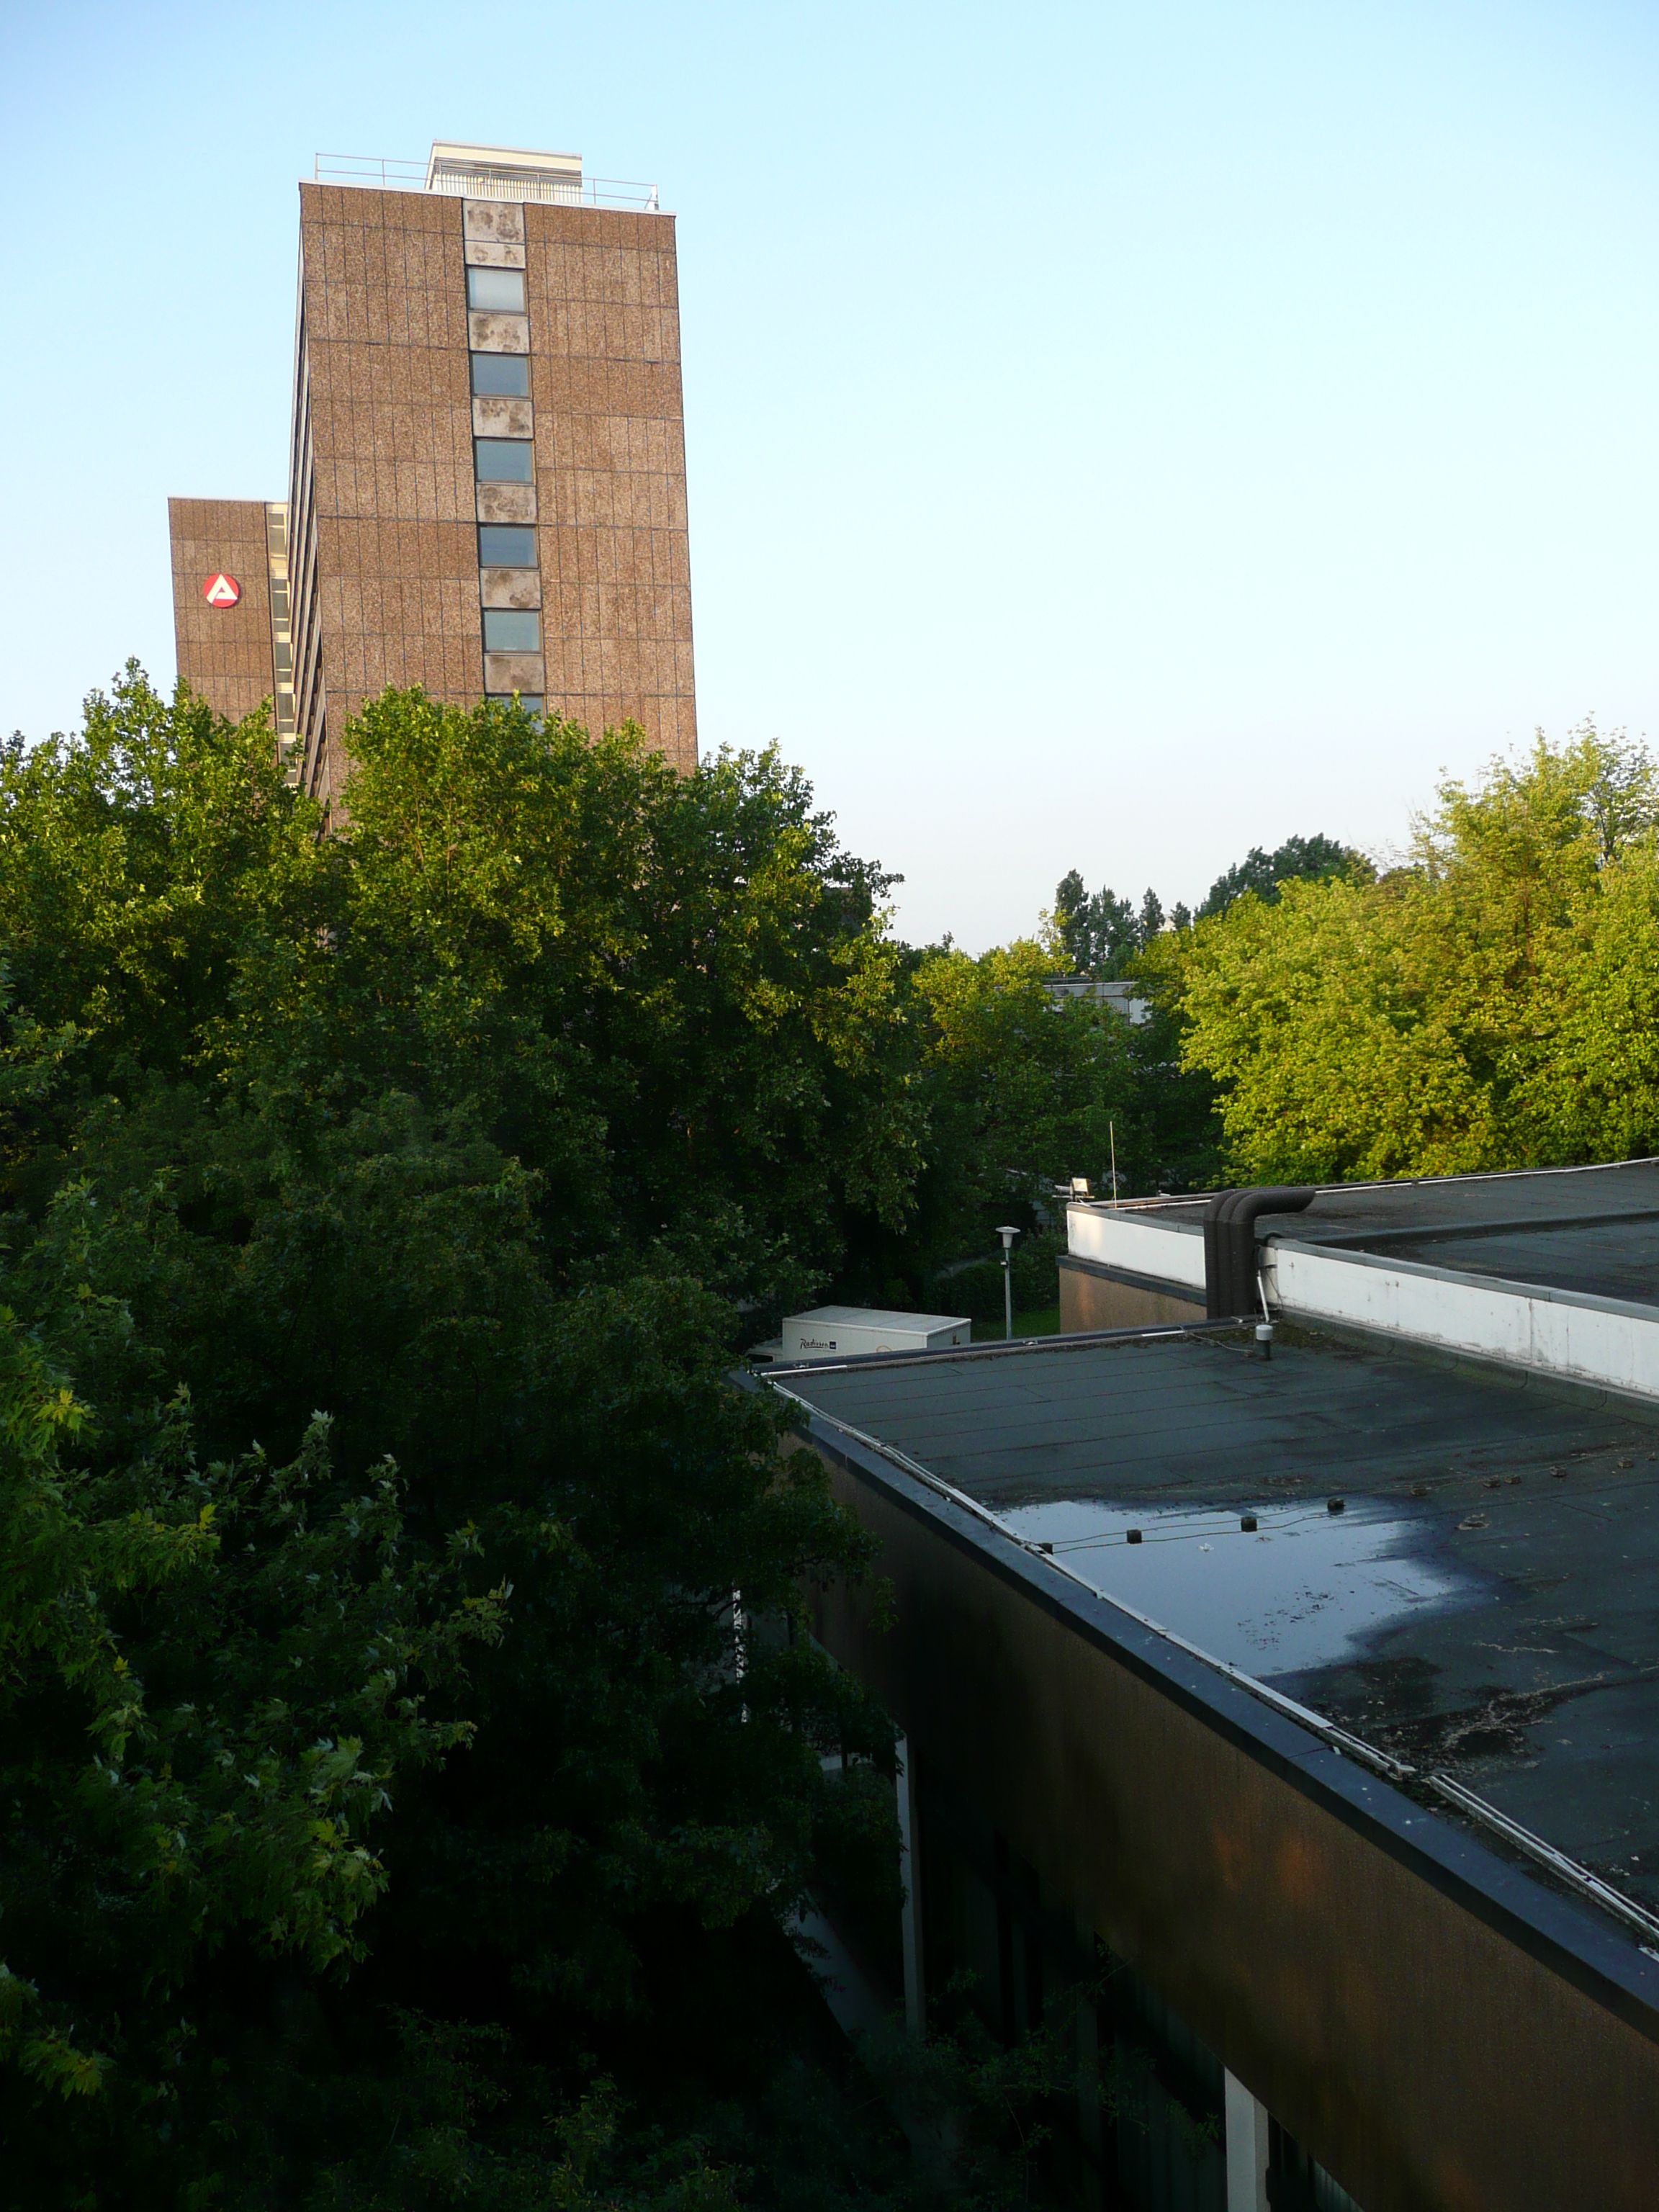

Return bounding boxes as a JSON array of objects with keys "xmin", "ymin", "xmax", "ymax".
[
  {"xmin": 526, "ymin": 204, "xmax": 696, "ymax": 767},
  {"xmin": 292, "ymin": 181, "xmax": 696, "ymax": 808},
  {"xmin": 801, "ymin": 1424, "xmax": 1659, "ymax": 2212},
  {"xmin": 168, "ymin": 498, "xmax": 276, "ymax": 724},
  {"xmin": 1058, "ymin": 1253, "xmax": 1205, "ymax": 1333},
  {"xmin": 296, "ymin": 181, "xmax": 477, "ymax": 800}
]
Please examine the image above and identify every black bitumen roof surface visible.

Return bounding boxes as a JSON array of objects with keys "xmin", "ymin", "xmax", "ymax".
[
  {"xmin": 1379, "ymin": 1217, "xmax": 1659, "ymax": 1305},
  {"xmin": 779, "ymin": 1325, "xmax": 1659, "ymax": 1920},
  {"xmin": 1105, "ymin": 1159, "xmax": 1659, "ymax": 1308}
]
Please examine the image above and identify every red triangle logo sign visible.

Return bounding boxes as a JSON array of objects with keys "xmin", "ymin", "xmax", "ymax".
[{"xmin": 202, "ymin": 572, "xmax": 242, "ymax": 608}]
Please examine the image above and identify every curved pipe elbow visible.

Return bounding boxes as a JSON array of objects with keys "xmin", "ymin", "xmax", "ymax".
[{"xmin": 1204, "ymin": 1186, "xmax": 1316, "ymax": 1319}]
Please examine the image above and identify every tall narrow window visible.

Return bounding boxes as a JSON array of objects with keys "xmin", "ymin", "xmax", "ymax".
[
  {"xmin": 475, "ymin": 439, "xmax": 534, "ymax": 483},
  {"xmin": 482, "ymin": 610, "xmax": 541, "ymax": 653},
  {"xmin": 479, "ymin": 524, "xmax": 536, "ymax": 566},
  {"xmin": 467, "ymin": 266, "xmax": 526, "ymax": 313},
  {"xmin": 471, "ymin": 352, "xmax": 530, "ymax": 396}
]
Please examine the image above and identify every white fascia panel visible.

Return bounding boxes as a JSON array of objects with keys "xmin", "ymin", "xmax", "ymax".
[
  {"xmin": 1067, "ymin": 1207, "xmax": 1206, "ymax": 1290},
  {"xmin": 1265, "ymin": 1242, "xmax": 1659, "ymax": 1401}
]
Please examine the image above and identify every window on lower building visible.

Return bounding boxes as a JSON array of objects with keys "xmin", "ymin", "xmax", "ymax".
[
  {"xmin": 471, "ymin": 351, "xmax": 530, "ymax": 396},
  {"xmin": 475, "ymin": 438, "xmax": 534, "ymax": 483},
  {"xmin": 483, "ymin": 609, "xmax": 541, "ymax": 653},
  {"xmin": 467, "ymin": 266, "xmax": 526, "ymax": 313},
  {"xmin": 478, "ymin": 523, "xmax": 536, "ymax": 566}
]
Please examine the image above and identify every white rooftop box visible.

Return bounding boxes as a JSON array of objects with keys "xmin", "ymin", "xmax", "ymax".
[
  {"xmin": 426, "ymin": 141, "xmax": 584, "ymax": 203},
  {"xmin": 781, "ymin": 1305, "xmax": 971, "ymax": 1362}
]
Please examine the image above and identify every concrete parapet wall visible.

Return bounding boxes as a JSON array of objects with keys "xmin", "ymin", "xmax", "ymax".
[
  {"xmin": 1057, "ymin": 1254, "xmax": 1204, "ymax": 1334},
  {"xmin": 1066, "ymin": 1203, "xmax": 1659, "ymax": 1401},
  {"xmin": 1267, "ymin": 1241, "xmax": 1659, "ymax": 1401},
  {"xmin": 1067, "ymin": 1205, "xmax": 1207, "ymax": 1290}
]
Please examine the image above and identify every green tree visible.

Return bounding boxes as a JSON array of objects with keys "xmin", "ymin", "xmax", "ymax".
[
  {"xmin": 1053, "ymin": 840, "xmax": 1380, "ymax": 1194},
  {"xmin": 0, "ymin": 671, "xmax": 907, "ymax": 2206},
  {"xmin": 1195, "ymin": 832, "xmax": 1371, "ymax": 921},
  {"xmin": 1048, "ymin": 873, "xmax": 1164, "ymax": 979},
  {"xmin": 896, "ymin": 939, "xmax": 1142, "ymax": 1277},
  {"xmin": 1051, "ymin": 868, "xmax": 1092, "ymax": 972},
  {"xmin": 1170, "ymin": 725, "xmax": 1659, "ymax": 1181},
  {"xmin": 0, "ymin": 1302, "xmax": 503, "ymax": 2199},
  {"xmin": 1112, "ymin": 975, "xmax": 1228, "ymax": 1195},
  {"xmin": 1045, "ymin": 841, "xmax": 1370, "ymax": 1195}
]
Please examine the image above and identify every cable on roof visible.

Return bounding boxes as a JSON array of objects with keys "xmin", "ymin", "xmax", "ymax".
[{"xmin": 768, "ymin": 1376, "xmax": 1416, "ymax": 1785}]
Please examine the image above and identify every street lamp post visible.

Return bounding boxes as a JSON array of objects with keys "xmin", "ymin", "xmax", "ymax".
[{"xmin": 997, "ymin": 1226, "xmax": 1020, "ymax": 1341}]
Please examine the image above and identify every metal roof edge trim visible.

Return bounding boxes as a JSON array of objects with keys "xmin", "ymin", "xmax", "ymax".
[
  {"xmin": 768, "ymin": 1385, "xmax": 1659, "ymax": 2041},
  {"xmin": 760, "ymin": 1318, "xmax": 1242, "ymax": 1382},
  {"xmin": 1304, "ymin": 1156, "xmax": 1659, "ymax": 1197},
  {"xmin": 1079, "ymin": 1159, "xmax": 1659, "ymax": 1211},
  {"xmin": 1261, "ymin": 1310, "xmax": 1659, "ymax": 1421},
  {"xmin": 1077, "ymin": 1206, "xmax": 1205, "ymax": 1235},
  {"xmin": 1057, "ymin": 1251, "xmax": 1207, "ymax": 1301},
  {"xmin": 1292, "ymin": 1205, "xmax": 1659, "ymax": 1254},
  {"xmin": 1071, "ymin": 1159, "xmax": 1659, "ymax": 1232}
]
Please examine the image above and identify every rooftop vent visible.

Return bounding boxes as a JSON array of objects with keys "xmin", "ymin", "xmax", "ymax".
[{"xmin": 425, "ymin": 141, "xmax": 584, "ymax": 204}]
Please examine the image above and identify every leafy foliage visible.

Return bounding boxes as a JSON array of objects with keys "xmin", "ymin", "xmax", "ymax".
[
  {"xmin": 1045, "ymin": 837, "xmax": 1371, "ymax": 1196},
  {"xmin": 1052, "ymin": 833, "xmax": 1366, "ymax": 978},
  {"xmin": 901, "ymin": 940, "xmax": 1139, "ymax": 1263},
  {"xmin": 1051, "ymin": 873, "xmax": 1181, "ymax": 979},
  {"xmin": 0, "ymin": 671, "xmax": 906, "ymax": 2205},
  {"xmin": 0, "ymin": 1308, "xmax": 500, "ymax": 2193},
  {"xmin": 2, "ymin": 662, "xmax": 1388, "ymax": 2200},
  {"xmin": 1169, "ymin": 725, "xmax": 1659, "ymax": 1180},
  {"xmin": 1192, "ymin": 832, "xmax": 1371, "ymax": 921}
]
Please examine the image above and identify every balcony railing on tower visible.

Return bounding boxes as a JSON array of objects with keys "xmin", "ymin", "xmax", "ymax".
[{"xmin": 312, "ymin": 145, "xmax": 662, "ymax": 213}]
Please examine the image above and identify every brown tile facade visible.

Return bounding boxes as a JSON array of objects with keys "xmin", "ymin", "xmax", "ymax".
[
  {"xmin": 524, "ymin": 204, "xmax": 696, "ymax": 772},
  {"xmin": 168, "ymin": 498, "xmax": 279, "ymax": 725},
  {"xmin": 276, "ymin": 178, "xmax": 696, "ymax": 809}
]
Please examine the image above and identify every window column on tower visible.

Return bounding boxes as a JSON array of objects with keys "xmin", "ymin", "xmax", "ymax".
[
  {"xmin": 464, "ymin": 199, "xmax": 544, "ymax": 716},
  {"xmin": 264, "ymin": 502, "xmax": 297, "ymax": 775}
]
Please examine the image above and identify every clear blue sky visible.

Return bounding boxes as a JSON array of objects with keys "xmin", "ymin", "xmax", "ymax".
[{"xmin": 4, "ymin": 1, "xmax": 1658, "ymax": 948}]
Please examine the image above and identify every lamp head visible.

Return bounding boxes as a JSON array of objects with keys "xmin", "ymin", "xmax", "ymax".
[{"xmin": 996, "ymin": 1225, "xmax": 1020, "ymax": 1251}]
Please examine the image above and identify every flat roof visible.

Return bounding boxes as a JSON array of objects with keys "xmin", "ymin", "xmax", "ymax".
[
  {"xmin": 788, "ymin": 1306, "xmax": 970, "ymax": 1331},
  {"xmin": 1095, "ymin": 1160, "xmax": 1659, "ymax": 1309},
  {"xmin": 775, "ymin": 1323, "xmax": 1659, "ymax": 1933}
]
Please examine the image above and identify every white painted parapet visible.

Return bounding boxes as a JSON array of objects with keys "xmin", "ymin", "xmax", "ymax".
[
  {"xmin": 1066, "ymin": 1205, "xmax": 1206, "ymax": 1290},
  {"xmin": 1065, "ymin": 1202, "xmax": 1659, "ymax": 1401},
  {"xmin": 1263, "ymin": 1241, "xmax": 1659, "ymax": 1402}
]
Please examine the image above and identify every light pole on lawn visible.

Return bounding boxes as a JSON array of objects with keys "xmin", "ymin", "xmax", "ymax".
[{"xmin": 997, "ymin": 1225, "xmax": 1020, "ymax": 1341}]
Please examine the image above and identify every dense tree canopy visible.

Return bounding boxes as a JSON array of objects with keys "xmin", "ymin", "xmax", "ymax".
[
  {"xmin": 0, "ymin": 673, "xmax": 920, "ymax": 2206},
  {"xmin": 1051, "ymin": 873, "xmax": 1178, "ymax": 978},
  {"xmin": 1167, "ymin": 726, "xmax": 1659, "ymax": 1181},
  {"xmin": 1192, "ymin": 832, "xmax": 1371, "ymax": 921},
  {"xmin": 15, "ymin": 663, "xmax": 1588, "ymax": 2201},
  {"xmin": 893, "ymin": 939, "xmax": 1139, "ymax": 1272},
  {"xmin": 1051, "ymin": 836, "xmax": 1368, "ymax": 983},
  {"xmin": 1043, "ymin": 838, "xmax": 1380, "ymax": 1200}
]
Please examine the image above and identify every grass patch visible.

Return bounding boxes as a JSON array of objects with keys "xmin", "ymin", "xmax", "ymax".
[{"xmin": 971, "ymin": 1305, "xmax": 1061, "ymax": 1341}]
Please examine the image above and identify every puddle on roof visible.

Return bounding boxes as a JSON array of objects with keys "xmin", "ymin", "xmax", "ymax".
[{"xmin": 999, "ymin": 1497, "xmax": 1485, "ymax": 1678}]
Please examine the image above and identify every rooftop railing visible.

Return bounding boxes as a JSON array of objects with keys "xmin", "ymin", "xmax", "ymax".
[{"xmin": 312, "ymin": 154, "xmax": 662, "ymax": 212}]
